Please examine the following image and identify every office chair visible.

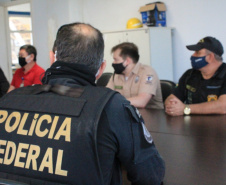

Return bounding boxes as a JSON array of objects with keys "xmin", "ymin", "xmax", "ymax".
[
  {"xmin": 160, "ymin": 80, "xmax": 176, "ymax": 102},
  {"xmin": 96, "ymin": 72, "xmax": 113, "ymax": 86}
]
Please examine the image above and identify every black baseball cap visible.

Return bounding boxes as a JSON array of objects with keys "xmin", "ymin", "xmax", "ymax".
[{"xmin": 186, "ymin": 36, "xmax": 224, "ymax": 57}]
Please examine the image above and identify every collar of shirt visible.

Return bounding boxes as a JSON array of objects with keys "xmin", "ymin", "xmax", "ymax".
[
  {"xmin": 212, "ymin": 63, "xmax": 226, "ymax": 79},
  {"xmin": 26, "ymin": 63, "xmax": 37, "ymax": 73},
  {"xmin": 131, "ymin": 62, "xmax": 142, "ymax": 76},
  {"xmin": 118, "ymin": 62, "xmax": 142, "ymax": 81}
]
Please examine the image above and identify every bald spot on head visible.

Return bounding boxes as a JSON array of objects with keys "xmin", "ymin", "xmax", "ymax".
[
  {"xmin": 55, "ymin": 22, "xmax": 104, "ymax": 74},
  {"xmin": 72, "ymin": 24, "xmax": 97, "ymax": 39}
]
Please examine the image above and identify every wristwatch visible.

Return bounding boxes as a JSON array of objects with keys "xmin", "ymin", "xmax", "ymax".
[{"xmin": 184, "ymin": 104, "xmax": 191, "ymax": 115}]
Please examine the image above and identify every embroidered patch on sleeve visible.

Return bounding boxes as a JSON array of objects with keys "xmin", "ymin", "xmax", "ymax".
[{"xmin": 145, "ymin": 75, "xmax": 153, "ymax": 84}]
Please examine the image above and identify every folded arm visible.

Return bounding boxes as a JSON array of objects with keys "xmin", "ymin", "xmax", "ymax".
[
  {"xmin": 127, "ymin": 93, "xmax": 152, "ymax": 108},
  {"xmin": 165, "ymin": 94, "xmax": 226, "ymax": 116}
]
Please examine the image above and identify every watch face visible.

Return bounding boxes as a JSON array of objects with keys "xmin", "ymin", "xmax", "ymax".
[{"xmin": 184, "ymin": 107, "xmax": 191, "ymax": 115}]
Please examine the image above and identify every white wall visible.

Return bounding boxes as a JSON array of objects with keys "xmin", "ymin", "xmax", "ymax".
[
  {"xmin": 164, "ymin": 0, "xmax": 226, "ymax": 81},
  {"xmin": 69, "ymin": 0, "xmax": 83, "ymax": 23},
  {"xmin": 0, "ymin": 6, "xmax": 9, "ymax": 81},
  {"xmin": 8, "ymin": 3, "xmax": 30, "ymax": 11},
  {"xmin": 82, "ymin": 0, "xmax": 226, "ymax": 82},
  {"xmin": 2, "ymin": 0, "xmax": 226, "ymax": 82},
  {"xmin": 31, "ymin": 0, "xmax": 83, "ymax": 71}
]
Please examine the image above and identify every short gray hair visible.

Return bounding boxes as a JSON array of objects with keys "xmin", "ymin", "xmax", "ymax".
[{"xmin": 206, "ymin": 49, "xmax": 223, "ymax": 61}]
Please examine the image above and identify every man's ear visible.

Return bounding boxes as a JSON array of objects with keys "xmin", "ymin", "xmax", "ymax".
[
  {"xmin": 125, "ymin": 57, "xmax": 133, "ymax": 65},
  {"xmin": 206, "ymin": 52, "xmax": 215, "ymax": 64},
  {"xmin": 96, "ymin": 60, "xmax": 106, "ymax": 80},
  {"xmin": 49, "ymin": 51, "xmax": 55, "ymax": 65},
  {"xmin": 30, "ymin": 53, "xmax": 35, "ymax": 61}
]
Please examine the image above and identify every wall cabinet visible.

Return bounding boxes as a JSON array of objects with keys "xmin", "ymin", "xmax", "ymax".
[{"xmin": 103, "ymin": 27, "xmax": 174, "ymax": 81}]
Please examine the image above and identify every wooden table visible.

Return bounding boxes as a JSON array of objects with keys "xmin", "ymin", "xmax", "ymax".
[{"xmin": 123, "ymin": 109, "xmax": 226, "ymax": 185}]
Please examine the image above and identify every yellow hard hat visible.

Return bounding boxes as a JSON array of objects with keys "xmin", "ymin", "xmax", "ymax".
[{"xmin": 126, "ymin": 18, "xmax": 143, "ymax": 29}]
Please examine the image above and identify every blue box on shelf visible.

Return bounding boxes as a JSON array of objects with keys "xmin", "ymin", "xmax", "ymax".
[{"xmin": 139, "ymin": 2, "xmax": 166, "ymax": 27}]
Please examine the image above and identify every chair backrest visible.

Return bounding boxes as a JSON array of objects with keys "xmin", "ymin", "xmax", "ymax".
[
  {"xmin": 0, "ymin": 173, "xmax": 65, "ymax": 185},
  {"xmin": 96, "ymin": 72, "xmax": 113, "ymax": 86},
  {"xmin": 0, "ymin": 178, "xmax": 28, "ymax": 185},
  {"xmin": 160, "ymin": 80, "xmax": 176, "ymax": 102}
]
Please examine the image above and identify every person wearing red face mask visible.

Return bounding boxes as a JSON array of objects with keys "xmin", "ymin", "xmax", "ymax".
[{"xmin": 7, "ymin": 44, "xmax": 45, "ymax": 92}]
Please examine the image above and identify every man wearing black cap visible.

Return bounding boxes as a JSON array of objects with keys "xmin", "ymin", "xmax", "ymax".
[{"xmin": 165, "ymin": 36, "xmax": 226, "ymax": 116}]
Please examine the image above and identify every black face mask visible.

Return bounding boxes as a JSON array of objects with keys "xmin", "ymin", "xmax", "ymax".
[
  {"xmin": 19, "ymin": 57, "xmax": 27, "ymax": 67},
  {"xmin": 112, "ymin": 62, "xmax": 126, "ymax": 74}
]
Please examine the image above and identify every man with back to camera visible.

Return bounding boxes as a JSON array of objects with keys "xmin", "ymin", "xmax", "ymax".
[
  {"xmin": 7, "ymin": 44, "xmax": 45, "ymax": 92},
  {"xmin": 106, "ymin": 42, "xmax": 164, "ymax": 109},
  {"xmin": 0, "ymin": 23, "xmax": 165, "ymax": 185},
  {"xmin": 165, "ymin": 36, "xmax": 226, "ymax": 116}
]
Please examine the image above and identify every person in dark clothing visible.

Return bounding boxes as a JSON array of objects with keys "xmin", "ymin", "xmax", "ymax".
[
  {"xmin": 0, "ymin": 22, "xmax": 165, "ymax": 185},
  {"xmin": 0, "ymin": 67, "xmax": 9, "ymax": 98},
  {"xmin": 165, "ymin": 36, "xmax": 226, "ymax": 116}
]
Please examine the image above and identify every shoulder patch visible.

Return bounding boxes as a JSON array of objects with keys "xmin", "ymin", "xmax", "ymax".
[
  {"xmin": 141, "ymin": 120, "xmax": 153, "ymax": 144},
  {"xmin": 125, "ymin": 105, "xmax": 153, "ymax": 144},
  {"xmin": 146, "ymin": 75, "xmax": 153, "ymax": 84}
]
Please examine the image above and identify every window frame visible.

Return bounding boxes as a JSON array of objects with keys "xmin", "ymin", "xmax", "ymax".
[{"xmin": 8, "ymin": 10, "xmax": 33, "ymax": 74}]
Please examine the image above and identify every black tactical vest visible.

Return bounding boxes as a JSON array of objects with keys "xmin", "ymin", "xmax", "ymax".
[{"xmin": 0, "ymin": 84, "xmax": 116, "ymax": 185}]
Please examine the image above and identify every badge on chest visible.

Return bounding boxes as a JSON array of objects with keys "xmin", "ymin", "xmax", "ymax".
[
  {"xmin": 207, "ymin": 94, "xmax": 218, "ymax": 101},
  {"xmin": 114, "ymin": 85, "xmax": 123, "ymax": 90}
]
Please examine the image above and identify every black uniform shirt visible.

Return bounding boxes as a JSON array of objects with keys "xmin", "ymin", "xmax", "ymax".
[{"xmin": 173, "ymin": 63, "xmax": 226, "ymax": 104}]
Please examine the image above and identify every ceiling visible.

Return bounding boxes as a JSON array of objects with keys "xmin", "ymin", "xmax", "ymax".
[{"xmin": 0, "ymin": 0, "xmax": 29, "ymax": 6}]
